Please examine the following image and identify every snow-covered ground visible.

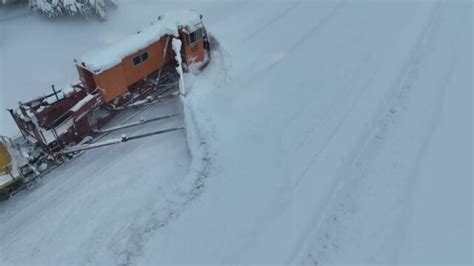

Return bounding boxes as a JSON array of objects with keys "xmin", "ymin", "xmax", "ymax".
[{"xmin": 0, "ymin": 0, "xmax": 472, "ymax": 264}]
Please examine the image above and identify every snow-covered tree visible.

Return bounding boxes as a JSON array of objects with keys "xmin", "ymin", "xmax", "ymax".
[
  {"xmin": 29, "ymin": 0, "xmax": 117, "ymax": 20},
  {"xmin": 1, "ymin": 0, "xmax": 117, "ymax": 19},
  {"xmin": 1, "ymin": 0, "xmax": 26, "ymax": 5}
]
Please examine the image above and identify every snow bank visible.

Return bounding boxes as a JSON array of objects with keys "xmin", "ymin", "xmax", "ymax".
[
  {"xmin": 77, "ymin": 10, "xmax": 202, "ymax": 74},
  {"xmin": 172, "ymin": 38, "xmax": 209, "ymax": 195},
  {"xmin": 178, "ymin": 93, "xmax": 209, "ymax": 193}
]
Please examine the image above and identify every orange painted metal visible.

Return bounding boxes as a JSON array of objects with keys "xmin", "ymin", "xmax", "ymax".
[
  {"xmin": 182, "ymin": 36, "xmax": 206, "ymax": 66},
  {"xmin": 78, "ymin": 29, "xmax": 207, "ymax": 103},
  {"xmin": 79, "ymin": 37, "xmax": 173, "ymax": 103},
  {"xmin": 77, "ymin": 65, "xmax": 97, "ymax": 93},
  {"xmin": 93, "ymin": 64, "xmax": 128, "ymax": 102},
  {"xmin": 121, "ymin": 37, "xmax": 172, "ymax": 86}
]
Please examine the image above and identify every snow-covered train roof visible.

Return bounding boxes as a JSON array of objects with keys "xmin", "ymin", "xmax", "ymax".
[{"xmin": 77, "ymin": 10, "xmax": 202, "ymax": 74}]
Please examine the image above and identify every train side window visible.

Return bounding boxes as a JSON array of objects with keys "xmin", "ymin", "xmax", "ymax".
[
  {"xmin": 133, "ymin": 52, "xmax": 149, "ymax": 66},
  {"xmin": 141, "ymin": 52, "xmax": 149, "ymax": 62},
  {"xmin": 189, "ymin": 28, "xmax": 203, "ymax": 44},
  {"xmin": 133, "ymin": 55, "xmax": 141, "ymax": 65}
]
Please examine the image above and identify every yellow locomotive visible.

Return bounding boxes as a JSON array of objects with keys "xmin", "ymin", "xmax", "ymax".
[{"xmin": 0, "ymin": 137, "xmax": 23, "ymax": 201}]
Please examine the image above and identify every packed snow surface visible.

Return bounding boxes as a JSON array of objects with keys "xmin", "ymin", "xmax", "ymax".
[
  {"xmin": 0, "ymin": 0, "xmax": 471, "ymax": 265},
  {"xmin": 77, "ymin": 9, "xmax": 202, "ymax": 73}
]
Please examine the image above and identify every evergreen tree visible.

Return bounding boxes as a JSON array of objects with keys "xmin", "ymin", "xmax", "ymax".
[{"xmin": 1, "ymin": 0, "xmax": 117, "ymax": 20}]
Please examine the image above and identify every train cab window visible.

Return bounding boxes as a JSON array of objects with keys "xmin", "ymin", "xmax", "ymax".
[
  {"xmin": 188, "ymin": 28, "xmax": 203, "ymax": 44},
  {"xmin": 133, "ymin": 51, "xmax": 149, "ymax": 66}
]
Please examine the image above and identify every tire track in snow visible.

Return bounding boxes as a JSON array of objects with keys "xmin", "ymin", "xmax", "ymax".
[
  {"xmin": 392, "ymin": 6, "xmax": 468, "ymax": 262},
  {"xmin": 287, "ymin": 0, "xmax": 346, "ymax": 54},
  {"xmin": 288, "ymin": 62, "xmax": 377, "ymax": 191},
  {"xmin": 241, "ymin": 0, "xmax": 346, "ymax": 87},
  {"xmin": 287, "ymin": 2, "xmax": 449, "ymax": 264},
  {"xmin": 242, "ymin": 0, "xmax": 303, "ymax": 43},
  {"xmin": 219, "ymin": 3, "xmax": 349, "ymax": 262},
  {"xmin": 280, "ymin": 0, "xmax": 389, "ymax": 193},
  {"xmin": 278, "ymin": 3, "xmax": 395, "ymax": 160}
]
